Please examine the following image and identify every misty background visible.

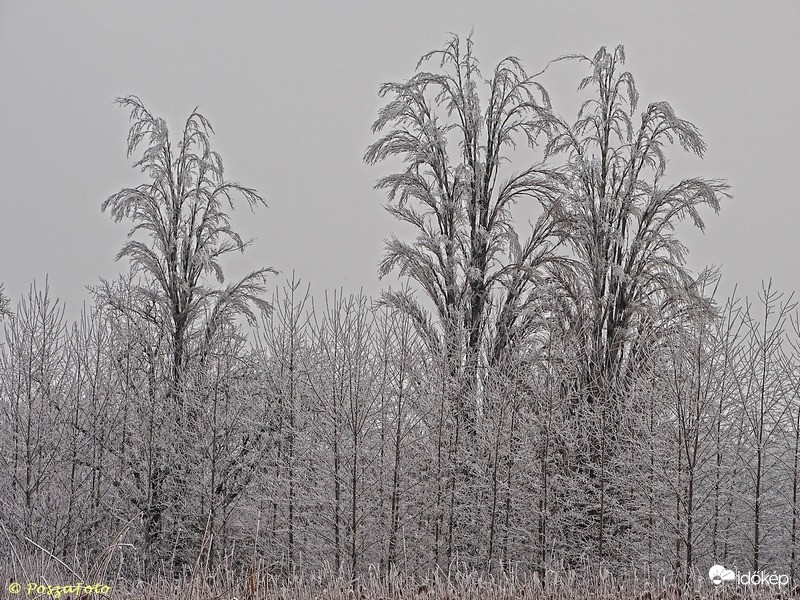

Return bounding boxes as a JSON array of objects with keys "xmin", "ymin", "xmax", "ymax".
[{"xmin": 1, "ymin": 1, "xmax": 798, "ymax": 314}]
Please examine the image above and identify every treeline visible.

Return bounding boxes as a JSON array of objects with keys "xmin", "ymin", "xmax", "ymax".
[{"xmin": 1, "ymin": 37, "xmax": 799, "ymax": 585}]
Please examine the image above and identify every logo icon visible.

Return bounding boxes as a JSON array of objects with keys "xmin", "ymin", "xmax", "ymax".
[{"xmin": 709, "ymin": 565, "xmax": 735, "ymax": 585}]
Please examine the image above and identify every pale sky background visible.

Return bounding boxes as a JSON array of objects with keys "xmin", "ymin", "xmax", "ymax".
[{"xmin": 1, "ymin": 2, "xmax": 798, "ymax": 319}]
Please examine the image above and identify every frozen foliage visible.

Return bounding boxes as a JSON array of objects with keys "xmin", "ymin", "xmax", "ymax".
[
  {"xmin": 1, "ymin": 37, "xmax": 798, "ymax": 597},
  {"xmin": 0, "ymin": 284, "xmax": 10, "ymax": 320}
]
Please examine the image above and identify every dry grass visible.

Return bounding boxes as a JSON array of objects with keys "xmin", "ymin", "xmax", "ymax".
[
  {"xmin": 0, "ymin": 530, "xmax": 795, "ymax": 600},
  {"xmin": 2, "ymin": 555, "xmax": 798, "ymax": 600}
]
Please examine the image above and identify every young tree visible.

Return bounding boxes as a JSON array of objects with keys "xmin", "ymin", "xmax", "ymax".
[
  {"xmin": 62, "ymin": 302, "xmax": 124, "ymax": 560},
  {"xmin": 786, "ymin": 313, "xmax": 800, "ymax": 580},
  {"xmin": 254, "ymin": 276, "xmax": 312, "ymax": 575},
  {"xmin": 663, "ymin": 277, "xmax": 725, "ymax": 581},
  {"xmin": 306, "ymin": 291, "xmax": 384, "ymax": 582},
  {"xmin": 373, "ymin": 309, "xmax": 425, "ymax": 573},
  {"xmin": 96, "ymin": 272, "xmax": 172, "ymax": 574},
  {"xmin": 0, "ymin": 281, "xmax": 70, "ymax": 549},
  {"xmin": 735, "ymin": 282, "xmax": 795, "ymax": 572}
]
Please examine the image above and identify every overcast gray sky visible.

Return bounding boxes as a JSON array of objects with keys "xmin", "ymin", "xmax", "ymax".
[{"xmin": 1, "ymin": 1, "xmax": 798, "ymax": 318}]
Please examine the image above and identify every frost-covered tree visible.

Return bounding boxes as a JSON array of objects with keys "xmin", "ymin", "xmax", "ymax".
[
  {"xmin": 365, "ymin": 34, "xmax": 566, "ymax": 417},
  {"xmin": 544, "ymin": 46, "xmax": 729, "ymax": 561},
  {"xmin": 787, "ymin": 314, "xmax": 800, "ymax": 580},
  {"xmin": 662, "ymin": 276, "xmax": 726, "ymax": 581},
  {"xmin": 305, "ymin": 291, "xmax": 384, "ymax": 579},
  {"xmin": 103, "ymin": 96, "xmax": 274, "ymax": 398},
  {"xmin": 253, "ymin": 276, "xmax": 313, "ymax": 575},
  {"xmin": 101, "ymin": 96, "xmax": 274, "ymax": 566},
  {"xmin": 735, "ymin": 283, "xmax": 795, "ymax": 572},
  {"xmin": 547, "ymin": 45, "xmax": 729, "ymax": 405},
  {"xmin": 365, "ymin": 35, "xmax": 568, "ymax": 564},
  {"xmin": 0, "ymin": 282, "xmax": 70, "ymax": 547}
]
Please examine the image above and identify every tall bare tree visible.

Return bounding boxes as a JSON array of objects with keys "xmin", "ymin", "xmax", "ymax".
[
  {"xmin": 544, "ymin": 46, "xmax": 729, "ymax": 560},
  {"xmin": 101, "ymin": 96, "xmax": 274, "ymax": 565},
  {"xmin": 365, "ymin": 35, "xmax": 567, "ymax": 563},
  {"xmin": 365, "ymin": 34, "xmax": 566, "ymax": 420},
  {"xmin": 102, "ymin": 96, "xmax": 273, "ymax": 400}
]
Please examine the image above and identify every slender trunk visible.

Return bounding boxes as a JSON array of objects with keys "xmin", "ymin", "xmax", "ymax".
[
  {"xmin": 209, "ymin": 366, "xmax": 219, "ymax": 569},
  {"xmin": 65, "ymin": 354, "xmax": 81, "ymax": 557},
  {"xmin": 675, "ymin": 420, "xmax": 683, "ymax": 572},
  {"xmin": 288, "ymin": 338, "xmax": 295, "ymax": 572},
  {"xmin": 434, "ymin": 364, "xmax": 447, "ymax": 568},
  {"xmin": 647, "ymin": 389, "xmax": 655, "ymax": 575},
  {"xmin": 333, "ymin": 399, "xmax": 341, "ymax": 573},
  {"xmin": 686, "ymin": 471, "xmax": 694, "ymax": 581},
  {"xmin": 144, "ymin": 353, "xmax": 160, "ymax": 577},
  {"xmin": 388, "ymin": 375, "xmax": 404, "ymax": 568},
  {"xmin": 447, "ymin": 408, "xmax": 461, "ymax": 565},
  {"xmin": 598, "ymin": 407, "xmax": 606, "ymax": 560},
  {"xmin": 487, "ymin": 411, "xmax": 502, "ymax": 569},
  {"xmin": 501, "ymin": 408, "xmax": 517, "ymax": 571},
  {"xmin": 351, "ymin": 424, "xmax": 358, "ymax": 581},
  {"xmin": 754, "ymin": 443, "xmax": 762, "ymax": 572},
  {"xmin": 712, "ymin": 401, "xmax": 722, "ymax": 559},
  {"xmin": 791, "ymin": 417, "xmax": 799, "ymax": 582},
  {"xmin": 538, "ymin": 427, "xmax": 548, "ymax": 578}
]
